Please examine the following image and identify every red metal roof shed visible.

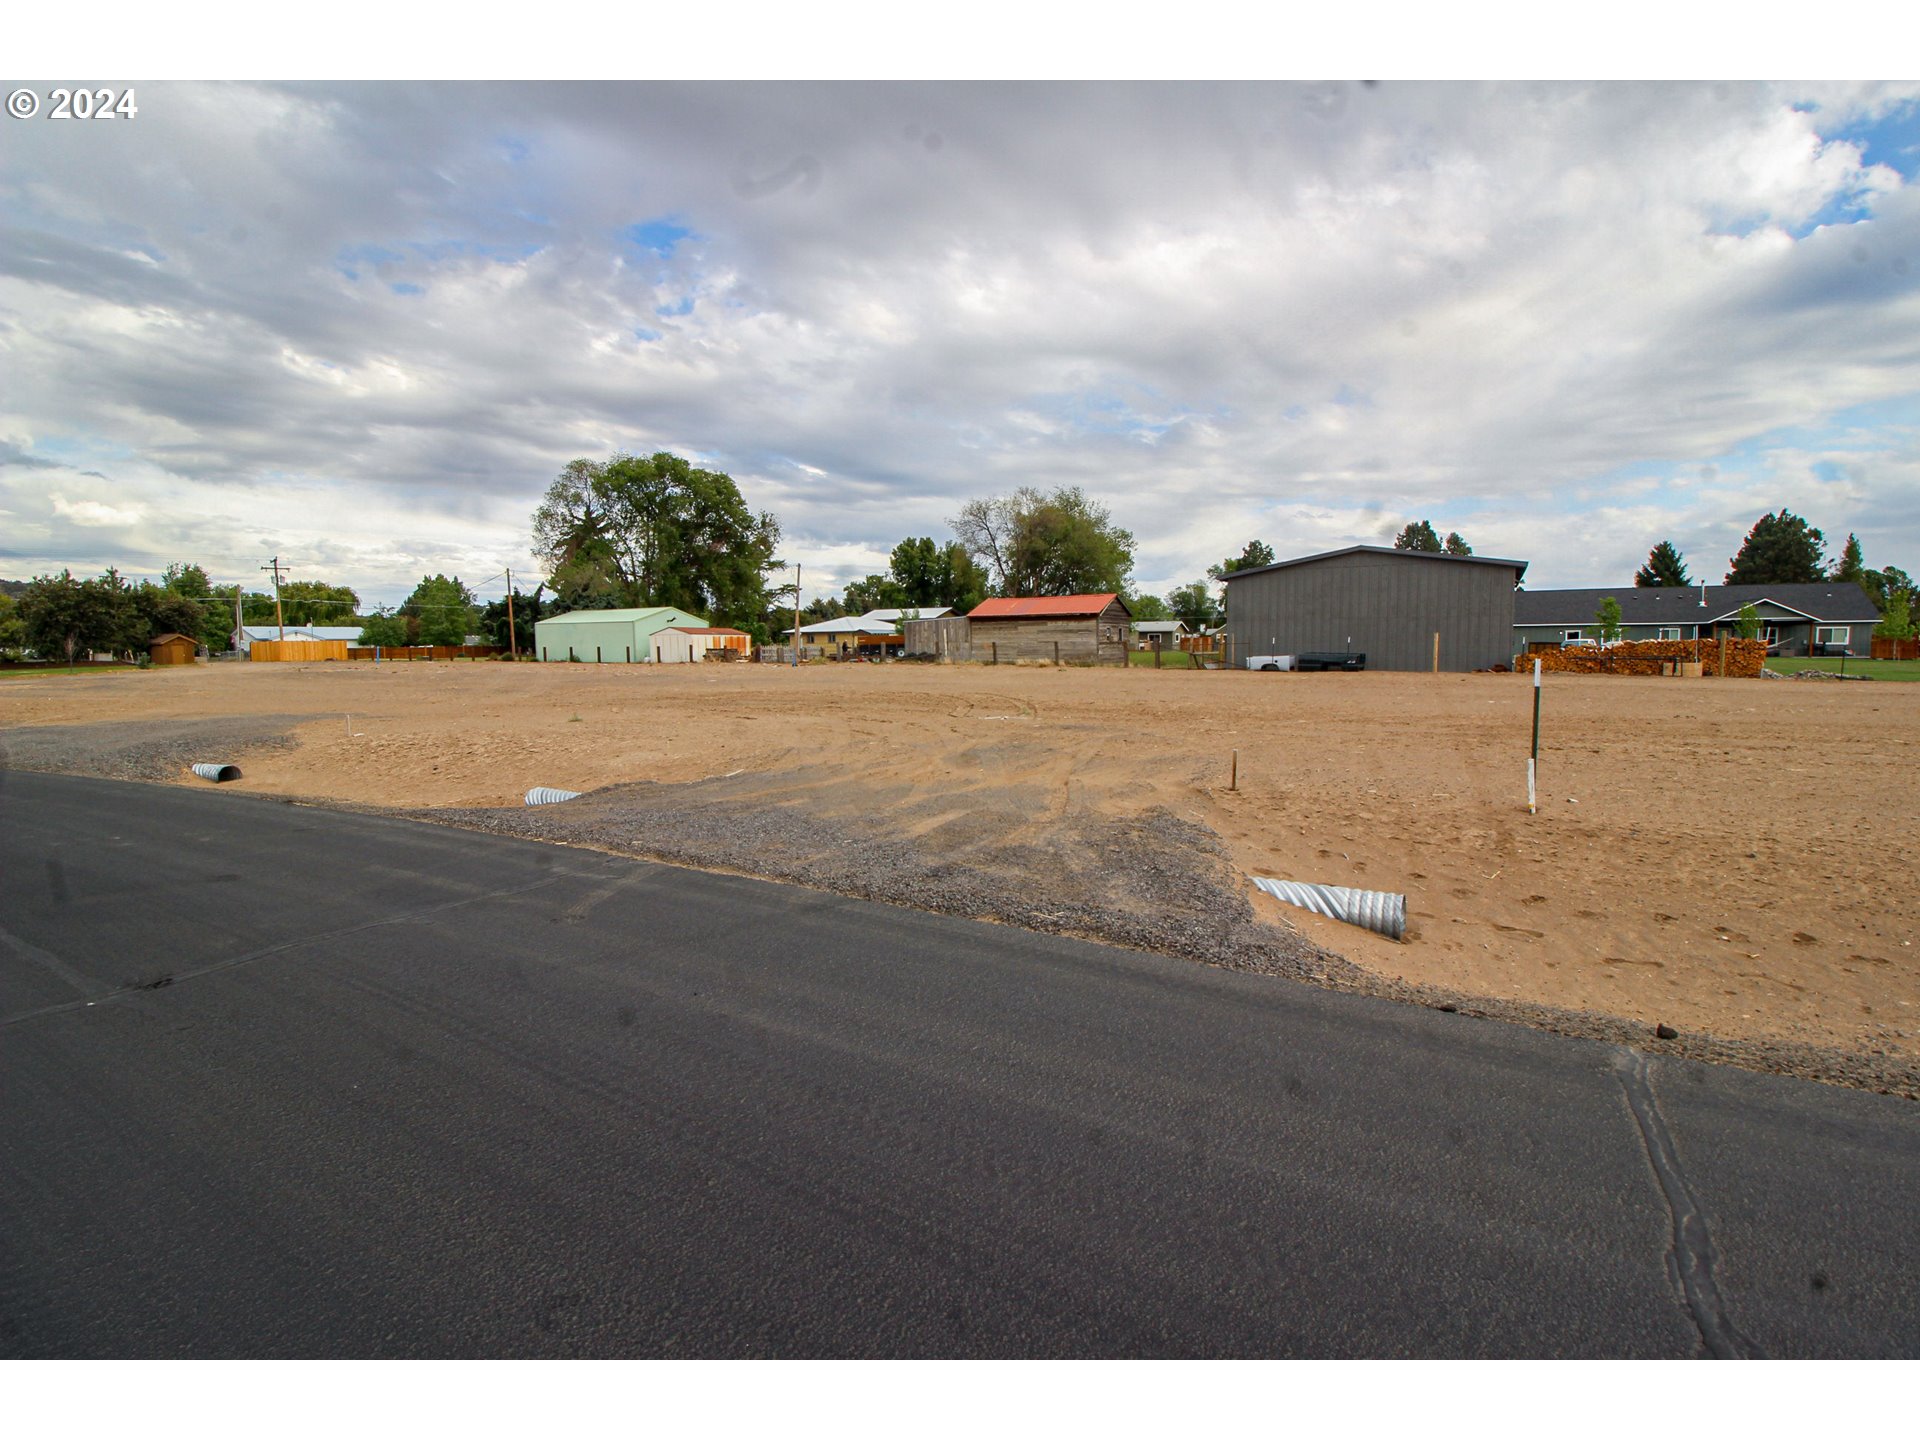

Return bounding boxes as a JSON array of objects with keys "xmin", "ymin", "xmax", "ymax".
[{"xmin": 967, "ymin": 594, "xmax": 1125, "ymax": 619}]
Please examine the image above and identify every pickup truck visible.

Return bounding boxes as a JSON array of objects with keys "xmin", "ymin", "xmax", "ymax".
[
  {"xmin": 1246, "ymin": 652, "xmax": 1366, "ymax": 672},
  {"xmin": 1296, "ymin": 651, "xmax": 1366, "ymax": 671}
]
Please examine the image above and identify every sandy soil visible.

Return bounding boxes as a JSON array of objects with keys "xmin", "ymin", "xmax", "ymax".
[{"xmin": 4, "ymin": 657, "xmax": 1916, "ymax": 1077}]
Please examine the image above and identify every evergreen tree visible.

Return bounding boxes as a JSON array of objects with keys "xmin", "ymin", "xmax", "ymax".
[
  {"xmin": 1635, "ymin": 540, "xmax": 1692, "ymax": 587},
  {"xmin": 1443, "ymin": 532, "xmax": 1473, "ymax": 556},
  {"xmin": 1725, "ymin": 511, "xmax": 1827, "ymax": 584},
  {"xmin": 1391, "ymin": 520, "xmax": 1442, "ymax": 552},
  {"xmin": 478, "ymin": 587, "xmax": 545, "ymax": 654},
  {"xmin": 1832, "ymin": 533, "xmax": 1866, "ymax": 584}
]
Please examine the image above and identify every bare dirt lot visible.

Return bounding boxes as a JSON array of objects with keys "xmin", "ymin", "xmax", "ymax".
[{"xmin": 5, "ymin": 658, "xmax": 1916, "ymax": 1091}]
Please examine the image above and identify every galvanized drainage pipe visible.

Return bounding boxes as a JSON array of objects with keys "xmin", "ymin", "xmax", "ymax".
[
  {"xmin": 190, "ymin": 762, "xmax": 242, "ymax": 782},
  {"xmin": 1253, "ymin": 876, "xmax": 1406, "ymax": 941},
  {"xmin": 524, "ymin": 787, "xmax": 582, "ymax": 806}
]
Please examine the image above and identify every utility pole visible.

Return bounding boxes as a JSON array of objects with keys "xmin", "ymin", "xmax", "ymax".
[
  {"xmin": 793, "ymin": 562, "xmax": 801, "ymax": 668},
  {"xmin": 261, "ymin": 557, "xmax": 287, "ymax": 641},
  {"xmin": 505, "ymin": 566, "xmax": 517, "ymax": 658}
]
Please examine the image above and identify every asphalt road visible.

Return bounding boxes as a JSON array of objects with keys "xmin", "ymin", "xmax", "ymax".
[{"xmin": 2, "ymin": 770, "xmax": 1916, "ymax": 1358}]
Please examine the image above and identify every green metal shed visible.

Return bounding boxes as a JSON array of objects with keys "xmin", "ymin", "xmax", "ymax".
[{"xmin": 533, "ymin": 607, "xmax": 709, "ymax": 663}]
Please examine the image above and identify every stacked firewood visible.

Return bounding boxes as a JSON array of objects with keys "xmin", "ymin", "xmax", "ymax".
[{"xmin": 1520, "ymin": 638, "xmax": 1766, "ymax": 678}]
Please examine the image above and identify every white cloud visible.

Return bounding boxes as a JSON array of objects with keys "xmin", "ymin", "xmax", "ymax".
[
  {"xmin": 2, "ymin": 80, "xmax": 1918, "ymax": 606},
  {"xmin": 51, "ymin": 494, "xmax": 146, "ymax": 527}
]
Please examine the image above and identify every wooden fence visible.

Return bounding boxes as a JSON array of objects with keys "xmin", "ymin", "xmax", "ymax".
[
  {"xmin": 1871, "ymin": 636, "xmax": 1918, "ymax": 661},
  {"xmin": 249, "ymin": 640, "xmax": 348, "ymax": 662},
  {"xmin": 344, "ymin": 645, "xmax": 503, "ymax": 661}
]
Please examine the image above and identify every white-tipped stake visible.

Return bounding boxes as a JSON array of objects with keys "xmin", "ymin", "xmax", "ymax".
[{"xmin": 1528, "ymin": 658, "xmax": 1542, "ymax": 814}]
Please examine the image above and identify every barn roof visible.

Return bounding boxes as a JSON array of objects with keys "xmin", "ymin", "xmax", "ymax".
[
  {"xmin": 664, "ymin": 626, "xmax": 750, "ymax": 636},
  {"xmin": 968, "ymin": 593, "xmax": 1128, "ymax": 619},
  {"xmin": 1220, "ymin": 546, "xmax": 1529, "ymax": 581},
  {"xmin": 536, "ymin": 607, "xmax": 702, "ymax": 626},
  {"xmin": 149, "ymin": 632, "xmax": 196, "ymax": 645}
]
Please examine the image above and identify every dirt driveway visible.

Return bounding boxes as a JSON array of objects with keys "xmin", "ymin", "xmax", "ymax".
[{"xmin": 4, "ymin": 658, "xmax": 1916, "ymax": 1085}]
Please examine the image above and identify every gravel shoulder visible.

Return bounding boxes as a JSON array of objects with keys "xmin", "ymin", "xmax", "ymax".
[{"xmin": 0, "ymin": 716, "xmax": 316, "ymax": 783}]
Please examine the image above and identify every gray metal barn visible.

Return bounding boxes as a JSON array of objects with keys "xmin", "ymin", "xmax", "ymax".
[{"xmin": 1221, "ymin": 546, "xmax": 1528, "ymax": 672}]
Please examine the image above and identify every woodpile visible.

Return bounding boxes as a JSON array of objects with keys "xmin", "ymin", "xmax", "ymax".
[{"xmin": 1522, "ymin": 638, "xmax": 1767, "ymax": 678}]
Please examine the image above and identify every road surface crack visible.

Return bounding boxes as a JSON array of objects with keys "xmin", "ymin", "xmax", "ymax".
[{"xmin": 1615, "ymin": 1047, "xmax": 1763, "ymax": 1358}]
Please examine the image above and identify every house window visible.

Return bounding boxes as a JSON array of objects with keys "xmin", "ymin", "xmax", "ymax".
[
  {"xmin": 1762, "ymin": 625, "xmax": 1780, "ymax": 645},
  {"xmin": 1563, "ymin": 629, "xmax": 1583, "ymax": 642},
  {"xmin": 1102, "ymin": 626, "xmax": 1117, "ymax": 642},
  {"xmin": 1656, "ymin": 627, "xmax": 1682, "ymax": 641},
  {"xmin": 1815, "ymin": 626, "xmax": 1849, "ymax": 646}
]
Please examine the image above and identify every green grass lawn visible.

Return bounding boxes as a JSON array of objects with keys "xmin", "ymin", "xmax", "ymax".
[
  {"xmin": 1127, "ymin": 648, "xmax": 1201, "ymax": 668},
  {"xmin": 1764, "ymin": 656, "xmax": 1920, "ymax": 681}
]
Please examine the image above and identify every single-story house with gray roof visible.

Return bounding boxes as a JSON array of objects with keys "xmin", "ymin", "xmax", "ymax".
[{"xmin": 1513, "ymin": 583, "xmax": 1883, "ymax": 657}]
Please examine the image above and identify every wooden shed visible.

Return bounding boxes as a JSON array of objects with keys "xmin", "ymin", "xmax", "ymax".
[
  {"xmin": 964, "ymin": 594, "xmax": 1132, "ymax": 665},
  {"xmin": 148, "ymin": 632, "xmax": 199, "ymax": 665}
]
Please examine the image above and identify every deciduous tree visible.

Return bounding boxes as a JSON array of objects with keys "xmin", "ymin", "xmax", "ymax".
[
  {"xmin": 275, "ymin": 580, "xmax": 360, "ymax": 627},
  {"xmin": 401, "ymin": 574, "xmax": 478, "ymax": 647},
  {"xmin": 19, "ymin": 569, "xmax": 144, "ymax": 662},
  {"xmin": 1165, "ymin": 580, "xmax": 1222, "ymax": 628},
  {"xmin": 841, "ymin": 574, "xmax": 908, "ymax": 615},
  {"xmin": 532, "ymin": 453, "xmax": 783, "ymax": 629},
  {"xmin": 357, "ymin": 610, "xmax": 409, "ymax": 648},
  {"xmin": 888, "ymin": 536, "xmax": 988, "ymax": 611},
  {"xmin": 951, "ymin": 486, "xmax": 1134, "ymax": 597},
  {"xmin": 1207, "ymin": 539, "xmax": 1276, "ymax": 582}
]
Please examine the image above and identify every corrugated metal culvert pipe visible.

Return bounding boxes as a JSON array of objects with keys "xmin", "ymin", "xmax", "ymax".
[
  {"xmin": 1253, "ymin": 876, "xmax": 1406, "ymax": 941},
  {"xmin": 524, "ymin": 787, "xmax": 582, "ymax": 806},
  {"xmin": 190, "ymin": 762, "xmax": 242, "ymax": 782}
]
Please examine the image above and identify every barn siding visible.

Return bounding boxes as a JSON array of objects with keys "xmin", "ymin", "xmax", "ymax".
[
  {"xmin": 967, "ymin": 602, "xmax": 1129, "ymax": 665},
  {"xmin": 903, "ymin": 615, "xmax": 973, "ymax": 660},
  {"xmin": 1224, "ymin": 551, "xmax": 1523, "ymax": 672}
]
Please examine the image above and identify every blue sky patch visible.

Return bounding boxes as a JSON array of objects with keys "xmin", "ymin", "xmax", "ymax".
[
  {"xmin": 655, "ymin": 296, "xmax": 695, "ymax": 317},
  {"xmin": 390, "ymin": 282, "xmax": 424, "ymax": 296},
  {"xmin": 625, "ymin": 218, "xmax": 695, "ymax": 256},
  {"xmin": 1824, "ymin": 99, "xmax": 1920, "ymax": 182}
]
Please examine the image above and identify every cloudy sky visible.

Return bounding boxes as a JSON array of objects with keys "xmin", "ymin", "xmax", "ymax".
[{"xmin": 4, "ymin": 70, "xmax": 1918, "ymax": 609}]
